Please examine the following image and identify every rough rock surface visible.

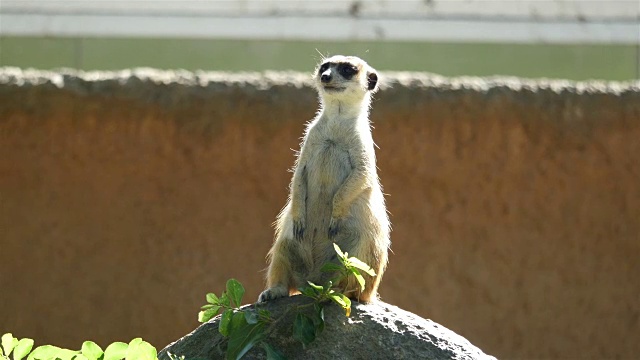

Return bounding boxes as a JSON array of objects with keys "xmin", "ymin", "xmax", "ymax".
[{"xmin": 158, "ymin": 296, "xmax": 496, "ymax": 360}]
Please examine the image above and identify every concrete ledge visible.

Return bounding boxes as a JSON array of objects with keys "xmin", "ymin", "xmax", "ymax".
[{"xmin": 2, "ymin": 67, "xmax": 639, "ymax": 95}]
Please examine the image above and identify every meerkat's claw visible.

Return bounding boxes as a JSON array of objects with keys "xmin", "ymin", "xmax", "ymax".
[
  {"xmin": 293, "ymin": 219, "xmax": 305, "ymax": 241},
  {"xmin": 257, "ymin": 286, "xmax": 289, "ymax": 303},
  {"xmin": 328, "ymin": 217, "xmax": 341, "ymax": 239}
]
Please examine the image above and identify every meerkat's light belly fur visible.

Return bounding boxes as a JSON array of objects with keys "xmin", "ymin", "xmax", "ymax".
[{"xmin": 291, "ymin": 123, "xmax": 376, "ymax": 279}]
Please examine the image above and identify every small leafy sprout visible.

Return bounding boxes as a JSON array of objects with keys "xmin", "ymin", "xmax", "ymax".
[
  {"xmin": 292, "ymin": 242, "xmax": 372, "ymax": 349},
  {"xmin": 196, "ymin": 244, "xmax": 376, "ymax": 359},
  {"xmin": 305, "ymin": 243, "xmax": 374, "ymax": 317},
  {"xmin": 293, "ymin": 312, "xmax": 316, "ymax": 347},
  {"xmin": 328, "ymin": 242, "xmax": 376, "ymax": 293},
  {"xmin": 198, "ymin": 279, "xmax": 274, "ymax": 360},
  {"xmin": 198, "ymin": 279, "xmax": 245, "ymax": 323},
  {"xmin": 0, "ymin": 333, "xmax": 156, "ymax": 360}
]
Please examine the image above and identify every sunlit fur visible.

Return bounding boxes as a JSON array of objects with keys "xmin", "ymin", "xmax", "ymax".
[{"xmin": 258, "ymin": 55, "xmax": 390, "ymax": 304}]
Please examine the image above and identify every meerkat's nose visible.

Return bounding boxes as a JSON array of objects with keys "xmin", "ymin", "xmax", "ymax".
[{"xmin": 320, "ymin": 70, "xmax": 332, "ymax": 83}]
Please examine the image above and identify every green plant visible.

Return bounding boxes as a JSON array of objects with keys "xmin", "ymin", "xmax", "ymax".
[
  {"xmin": 198, "ymin": 279, "xmax": 278, "ymax": 360},
  {"xmin": 293, "ymin": 243, "xmax": 376, "ymax": 345},
  {"xmin": 0, "ymin": 333, "xmax": 156, "ymax": 360},
  {"xmin": 197, "ymin": 243, "xmax": 375, "ymax": 360}
]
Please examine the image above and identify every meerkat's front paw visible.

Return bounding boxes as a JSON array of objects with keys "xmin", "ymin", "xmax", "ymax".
[
  {"xmin": 257, "ymin": 286, "xmax": 289, "ymax": 303},
  {"xmin": 293, "ymin": 218, "xmax": 305, "ymax": 241},
  {"xmin": 328, "ymin": 216, "xmax": 342, "ymax": 239}
]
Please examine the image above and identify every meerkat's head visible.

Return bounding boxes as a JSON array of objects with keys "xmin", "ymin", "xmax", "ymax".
[{"xmin": 314, "ymin": 55, "xmax": 379, "ymax": 104}]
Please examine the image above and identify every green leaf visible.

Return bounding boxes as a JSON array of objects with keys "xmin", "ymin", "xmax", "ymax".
[
  {"xmin": 226, "ymin": 279, "xmax": 245, "ymax": 308},
  {"xmin": 124, "ymin": 339, "xmax": 142, "ymax": 360},
  {"xmin": 312, "ymin": 303, "xmax": 325, "ymax": 334},
  {"xmin": 127, "ymin": 341, "xmax": 156, "ymax": 360},
  {"xmin": 351, "ymin": 268, "xmax": 366, "ymax": 291},
  {"xmin": 71, "ymin": 355, "xmax": 89, "ymax": 360},
  {"xmin": 298, "ymin": 286, "xmax": 318, "ymax": 299},
  {"xmin": 13, "ymin": 338, "xmax": 34, "ymax": 360},
  {"xmin": 60, "ymin": 350, "xmax": 82, "ymax": 360},
  {"xmin": 26, "ymin": 345, "xmax": 61, "ymax": 360},
  {"xmin": 244, "ymin": 309, "xmax": 258, "ymax": 325},
  {"xmin": 229, "ymin": 312, "xmax": 247, "ymax": 335},
  {"xmin": 141, "ymin": 341, "xmax": 157, "ymax": 357},
  {"xmin": 329, "ymin": 293, "xmax": 352, "ymax": 317},
  {"xmin": 226, "ymin": 322, "xmax": 265, "ymax": 360},
  {"xmin": 27, "ymin": 346, "xmax": 78, "ymax": 360},
  {"xmin": 206, "ymin": 293, "xmax": 220, "ymax": 305},
  {"xmin": 80, "ymin": 341, "xmax": 103, "ymax": 360},
  {"xmin": 219, "ymin": 293, "xmax": 231, "ymax": 307},
  {"xmin": 347, "ymin": 257, "xmax": 376, "ymax": 276},
  {"xmin": 219, "ymin": 309, "xmax": 234, "ymax": 336},
  {"xmin": 322, "ymin": 280, "xmax": 333, "ymax": 294},
  {"xmin": 124, "ymin": 339, "xmax": 155, "ymax": 360},
  {"xmin": 306, "ymin": 281, "xmax": 323, "ymax": 292},
  {"xmin": 261, "ymin": 342, "xmax": 286, "ymax": 360},
  {"xmin": 293, "ymin": 313, "xmax": 316, "ymax": 347},
  {"xmin": 332, "ymin": 243, "xmax": 346, "ymax": 260},
  {"xmin": 126, "ymin": 339, "xmax": 142, "ymax": 354},
  {"xmin": 198, "ymin": 306, "xmax": 221, "ymax": 323},
  {"xmin": 1, "ymin": 334, "xmax": 17, "ymax": 357},
  {"xmin": 328, "ymin": 293, "xmax": 346, "ymax": 307},
  {"xmin": 320, "ymin": 263, "xmax": 344, "ymax": 273},
  {"xmin": 103, "ymin": 342, "xmax": 128, "ymax": 360}
]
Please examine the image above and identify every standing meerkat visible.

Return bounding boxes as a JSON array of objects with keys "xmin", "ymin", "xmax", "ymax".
[{"xmin": 258, "ymin": 55, "xmax": 390, "ymax": 304}]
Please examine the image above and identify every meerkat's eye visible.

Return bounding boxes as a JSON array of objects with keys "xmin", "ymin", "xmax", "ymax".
[
  {"xmin": 319, "ymin": 63, "xmax": 330, "ymax": 74},
  {"xmin": 338, "ymin": 63, "xmax": 358, "ymax": 79}
]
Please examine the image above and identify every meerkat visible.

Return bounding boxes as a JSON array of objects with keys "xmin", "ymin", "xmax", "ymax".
[{"xmin": 258, "ymin": 55, "xmax": 390, "ymax": 304}]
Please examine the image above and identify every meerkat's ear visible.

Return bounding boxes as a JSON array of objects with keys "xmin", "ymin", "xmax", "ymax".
[{"xmin": 367, "ymin": 71, "xmax": 379, "ymax": 92}]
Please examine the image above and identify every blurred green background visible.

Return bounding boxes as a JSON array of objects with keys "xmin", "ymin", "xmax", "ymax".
[{"xmin": 1, "ymin": 37, "xmax": 637, "ymax": 81}]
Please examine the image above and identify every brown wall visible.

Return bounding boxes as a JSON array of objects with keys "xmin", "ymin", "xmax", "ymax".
[{"xmin": 1, "ymin": 68, "xmax": 638, "ymax": 359}]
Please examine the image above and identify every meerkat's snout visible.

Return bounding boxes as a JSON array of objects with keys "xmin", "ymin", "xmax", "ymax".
[{"xmin": 320, "ymin": 68, "xmax": 332, "ymax": 83}]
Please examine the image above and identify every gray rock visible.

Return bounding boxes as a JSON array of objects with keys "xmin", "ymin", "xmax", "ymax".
[{"xmin": 158, "ymin": 296, "xmax": 496, "ymax": 360}]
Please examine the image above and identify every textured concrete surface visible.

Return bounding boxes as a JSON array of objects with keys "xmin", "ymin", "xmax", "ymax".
[
  {"xmin": 158, "ymin": 296, "xmax": 497, "ymax": 360},
  {"xmin": 0, "ymin": 68, "xmax": 639, "ymax": 359}
]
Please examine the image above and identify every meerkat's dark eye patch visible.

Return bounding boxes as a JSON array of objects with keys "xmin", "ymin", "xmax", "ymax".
[
  {"xmin": 337, "ymin": 63, "xmax": 359, "ymax": 79},
  {"xmin": 318, "ymin": 63, "xmax": 330, "ymax": 74}
]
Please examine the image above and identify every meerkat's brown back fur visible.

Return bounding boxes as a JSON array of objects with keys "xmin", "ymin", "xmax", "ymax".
[{"xmin": 258, "ymin": 55, "xmax": 390, "ymax": 303}]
